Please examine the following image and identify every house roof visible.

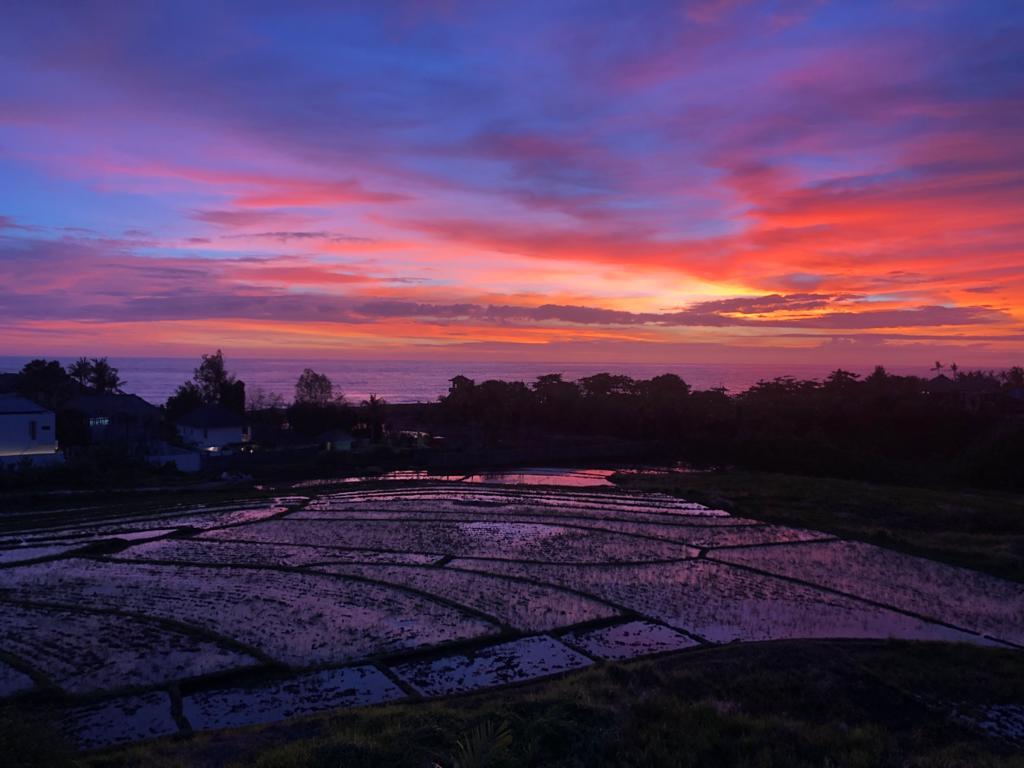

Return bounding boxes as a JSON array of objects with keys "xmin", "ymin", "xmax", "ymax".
[
  {"xmin": 925, "ymin": 374, "xmax": 999, "ymax": 395},
  {"xmin": 66, "ymin": 392, "xmax": 161, "ymax": 417},
  {"xmin": 179, "ymin": 404, "xmax": 246, "ymax": 429},
  {"xmin": 0, "ymin": 395, "xmax": 50, "ymax": 415},
  {"xmin": 924, "ymin": 374, "xmax": 957, "ymax": 394},
  {"xmin": 953, "ymin": 377, "xmax": 1000, "ymax": 394}
]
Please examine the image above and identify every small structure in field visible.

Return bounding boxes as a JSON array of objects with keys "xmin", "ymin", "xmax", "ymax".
[
  {"xmin": 0, "ymin": 394, "xmax": 62, "ymax": 466},
  {"xmin": 177, "ymin": 405, "xmax": 248, "ymax": 452}
]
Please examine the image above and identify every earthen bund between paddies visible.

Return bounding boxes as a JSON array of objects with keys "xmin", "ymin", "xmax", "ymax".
[{"xmin": 1, "ymin": 472, "xmax": 1022, "ymax": 750}]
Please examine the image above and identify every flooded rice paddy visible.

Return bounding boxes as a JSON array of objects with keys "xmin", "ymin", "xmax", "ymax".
[
  {"xmin": 561, "ymin": 620, "xmax": 699, "ymax": 660},
  {"xmin": 0, "ymin": 476, "xmax": 1021, "ymax": 749},
  {"xmin": 392, "ymin": 635, "xmax": 593, "ymax": 697},
  {"xmin": 182, "ymin": 665, "xmax": 405, "ymax": 732}
]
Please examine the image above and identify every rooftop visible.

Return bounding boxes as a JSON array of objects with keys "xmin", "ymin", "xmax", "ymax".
[
  {"xmin": 178, "ymin": 404, "xmax": 246, "ymax": 429},
  {"xmin": 67, "ymin": 392, "xmax": 161, "ymax": 416},
  {"xmin": 0, "ymin": 395, "xmax": 50, "ymax": 415}
]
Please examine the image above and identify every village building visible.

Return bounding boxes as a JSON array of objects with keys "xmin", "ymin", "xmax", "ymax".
[
  {"xmin": 177, "ymin": 405, "xmax": 249, "ymax": 451},
  {"xmin": 0, "ymin": 395, "xmax": 63, "ymax": 466},
  {"xmin": 64, "ymin": 392, "xmax": 162, "ymax": 446},
  {"xmin": 924, "ymin": 374, "xmax": 1001, "ymax": 413}
]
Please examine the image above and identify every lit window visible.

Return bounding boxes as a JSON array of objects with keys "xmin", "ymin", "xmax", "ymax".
[{"xmin": 89, "ymin": 416, "xmax": 110, "ymax": 427}]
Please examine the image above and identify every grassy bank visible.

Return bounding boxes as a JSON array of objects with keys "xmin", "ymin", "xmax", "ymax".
[
  {"xmin": 612, "ymin": 470, "xmax": 1024, "ymax": 582},
  {"xmin": 4, "ymin": 641, "xmax": 1015, "ymax": 768}
]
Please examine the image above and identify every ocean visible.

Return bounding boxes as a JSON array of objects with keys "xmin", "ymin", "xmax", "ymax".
[{"xmin": 0, "ymin": 357, "xmax": 931, "ymax": 406}]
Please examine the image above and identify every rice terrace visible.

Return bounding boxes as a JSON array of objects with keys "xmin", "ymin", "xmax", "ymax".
[{"xmin": 1, "ymin": 469, "xmax": 1021, "ymax": 757}]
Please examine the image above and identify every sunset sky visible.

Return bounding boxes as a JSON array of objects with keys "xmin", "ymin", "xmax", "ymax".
[{"xmin": 1, "ymin": 1, "xmax": 1022, "ymax": 365}]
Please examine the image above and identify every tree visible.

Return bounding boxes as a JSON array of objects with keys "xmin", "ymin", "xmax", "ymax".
[
  {"xmin": 531, "ymin": 374, "xmax": 581, "ymax": 431},
  {"xmin": 88, "ymin": 357, "xmax": 123, "ymax": 394},
  {"xmin": 16, "ymin": 359, "xmax": 79, "ymax": 409},
  {"xmin": 532, "ymin": 374, "xmax": 580, "ymax": 407},
  {"xmin": 578, "ymin": 372, "xmax": 634, "ymax": 399},
  {"xmin": 247, "ymin": 386, "xmax": 285, "ymax": 412},
  {"xmin": 165, "ymin": 350, "xmax": 245, "ymax": 417},
  {"xmin": 823, "ymin": 369, "xmax": 860, "ymax": 392},
  {"xmin": 360, "ymin": 394, "xmax": 387, "ymax": 442},
  {"xmin": 67, "ymin": 357, "xmax": 93, "ymax": 387},
  {"xmin": 641, "ymin": 373, "xmax": 691, "ymax": 401},
  {"xmin": 295, "ymin": 368, "xmax": 334, "ymax": 406},
  {"xmin": 165, "ymin": 381, "xmax": 203, "ymax": 422},
  {"xmin": 194, "ymin": 350, "xmax": 233, "ymax": 403},
  {"xmin": 63, "ymin": 357, "xmax": 123, "ymax": 394},
  {"xmin": 865, "ymin": 366, "xmax": 889, "ymax": 385},
  {"xmin": 441, "ymin": 375, "xmax": 477, "ymax": 422},
  {"xmin": 220, "ymin": 378, "xmax": 246, "ymax": 415},
  {"xmin": 1000, "ymin": 367, "xmax": 1024, "ymax": 388},
  {"xmin": 193, "ymin": 350, "xmax": 245, "ymax": 414},
  {"xmin": 473, "ymin": 379, "xmax": 533, "ymax": 440}
]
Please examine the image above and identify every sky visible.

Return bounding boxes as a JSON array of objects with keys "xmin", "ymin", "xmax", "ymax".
[{"xmin": 1, "ymin": 0, "xmax": 1022, "ymax": 366}]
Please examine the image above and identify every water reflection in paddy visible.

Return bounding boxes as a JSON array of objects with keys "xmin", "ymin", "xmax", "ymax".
[{"xmin": 1, "ymin": 481, "xmax": 1019, "ymax": 751}]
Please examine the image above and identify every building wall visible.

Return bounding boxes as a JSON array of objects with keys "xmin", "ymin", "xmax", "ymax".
[
  {"xmin": 0, "ymin": 411, "xmax": 58, "ymax": 457},
  {"xmin": 178, "ymin": 424, "xmax": 243, "ymax": 450},
  {"xmin": 86, "ymin": 414, "xmax": 160, "ymax": 444}
]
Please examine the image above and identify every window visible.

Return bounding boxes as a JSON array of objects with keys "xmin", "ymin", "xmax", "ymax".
[
  {"xmin": 29, "ymin": 420, "xmax": 37, "ymax": 440},
  {"xmin": 89, "ymin": 416, "xmax": 110, "ymax": 427}
]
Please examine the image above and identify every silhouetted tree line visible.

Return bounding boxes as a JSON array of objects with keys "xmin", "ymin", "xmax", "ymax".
[
  {"xmin": 7, "ymin": 357, "xmax": 124, "ymax": 410},
  {"xmin": 245, "ymin": 364, "xmax": 386, "ymax": 443},
  {"xmin": 438, "ymin": 366, "xmax": 1024, "ymax": 489},
  {"xmin": 7, "ymin": 354, "xmax": 1021, "ymax": 489},
  {"xmin": 165, "ymin": 350, "xmax": 246, "ymax": 420}
]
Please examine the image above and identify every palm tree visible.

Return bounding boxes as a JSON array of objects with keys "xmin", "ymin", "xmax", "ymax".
[
  {"xmin": 67, "ymin": 357, "xmax": 93, "ymax": 387},
  {"xmin": 931, "ymin": 360, "xmax": 945, "ymax": 375},
  {"xmin": 450, "ymin": 720, "xmax": 512, "ymax": 768},
  {"xmin": 88, "ymin": 357, "xmax": 123, "ymax": 394}
]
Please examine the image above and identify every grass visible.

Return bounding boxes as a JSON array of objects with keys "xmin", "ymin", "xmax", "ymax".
[
  {"xmin": 6, "ymin": 640, "xmax": 1016, "ymax": 768},
  {"xmin": 611, "ymin": 469, "xmax": 1024, "ymax": 582}
]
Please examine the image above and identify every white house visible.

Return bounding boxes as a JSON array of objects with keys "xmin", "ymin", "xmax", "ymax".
[
  {"xmin": 177, "ymin": 404, "xmax": 248, "ymax": 451},
  {"xmin": 0, "ymin": 395, "xmax": 63, "ymax": 466}
]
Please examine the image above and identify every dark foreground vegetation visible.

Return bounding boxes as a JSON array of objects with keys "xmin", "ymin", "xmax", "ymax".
[{"xmin": 7, "ymin": 641, "xmax": 1021, "ymax": 768}]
